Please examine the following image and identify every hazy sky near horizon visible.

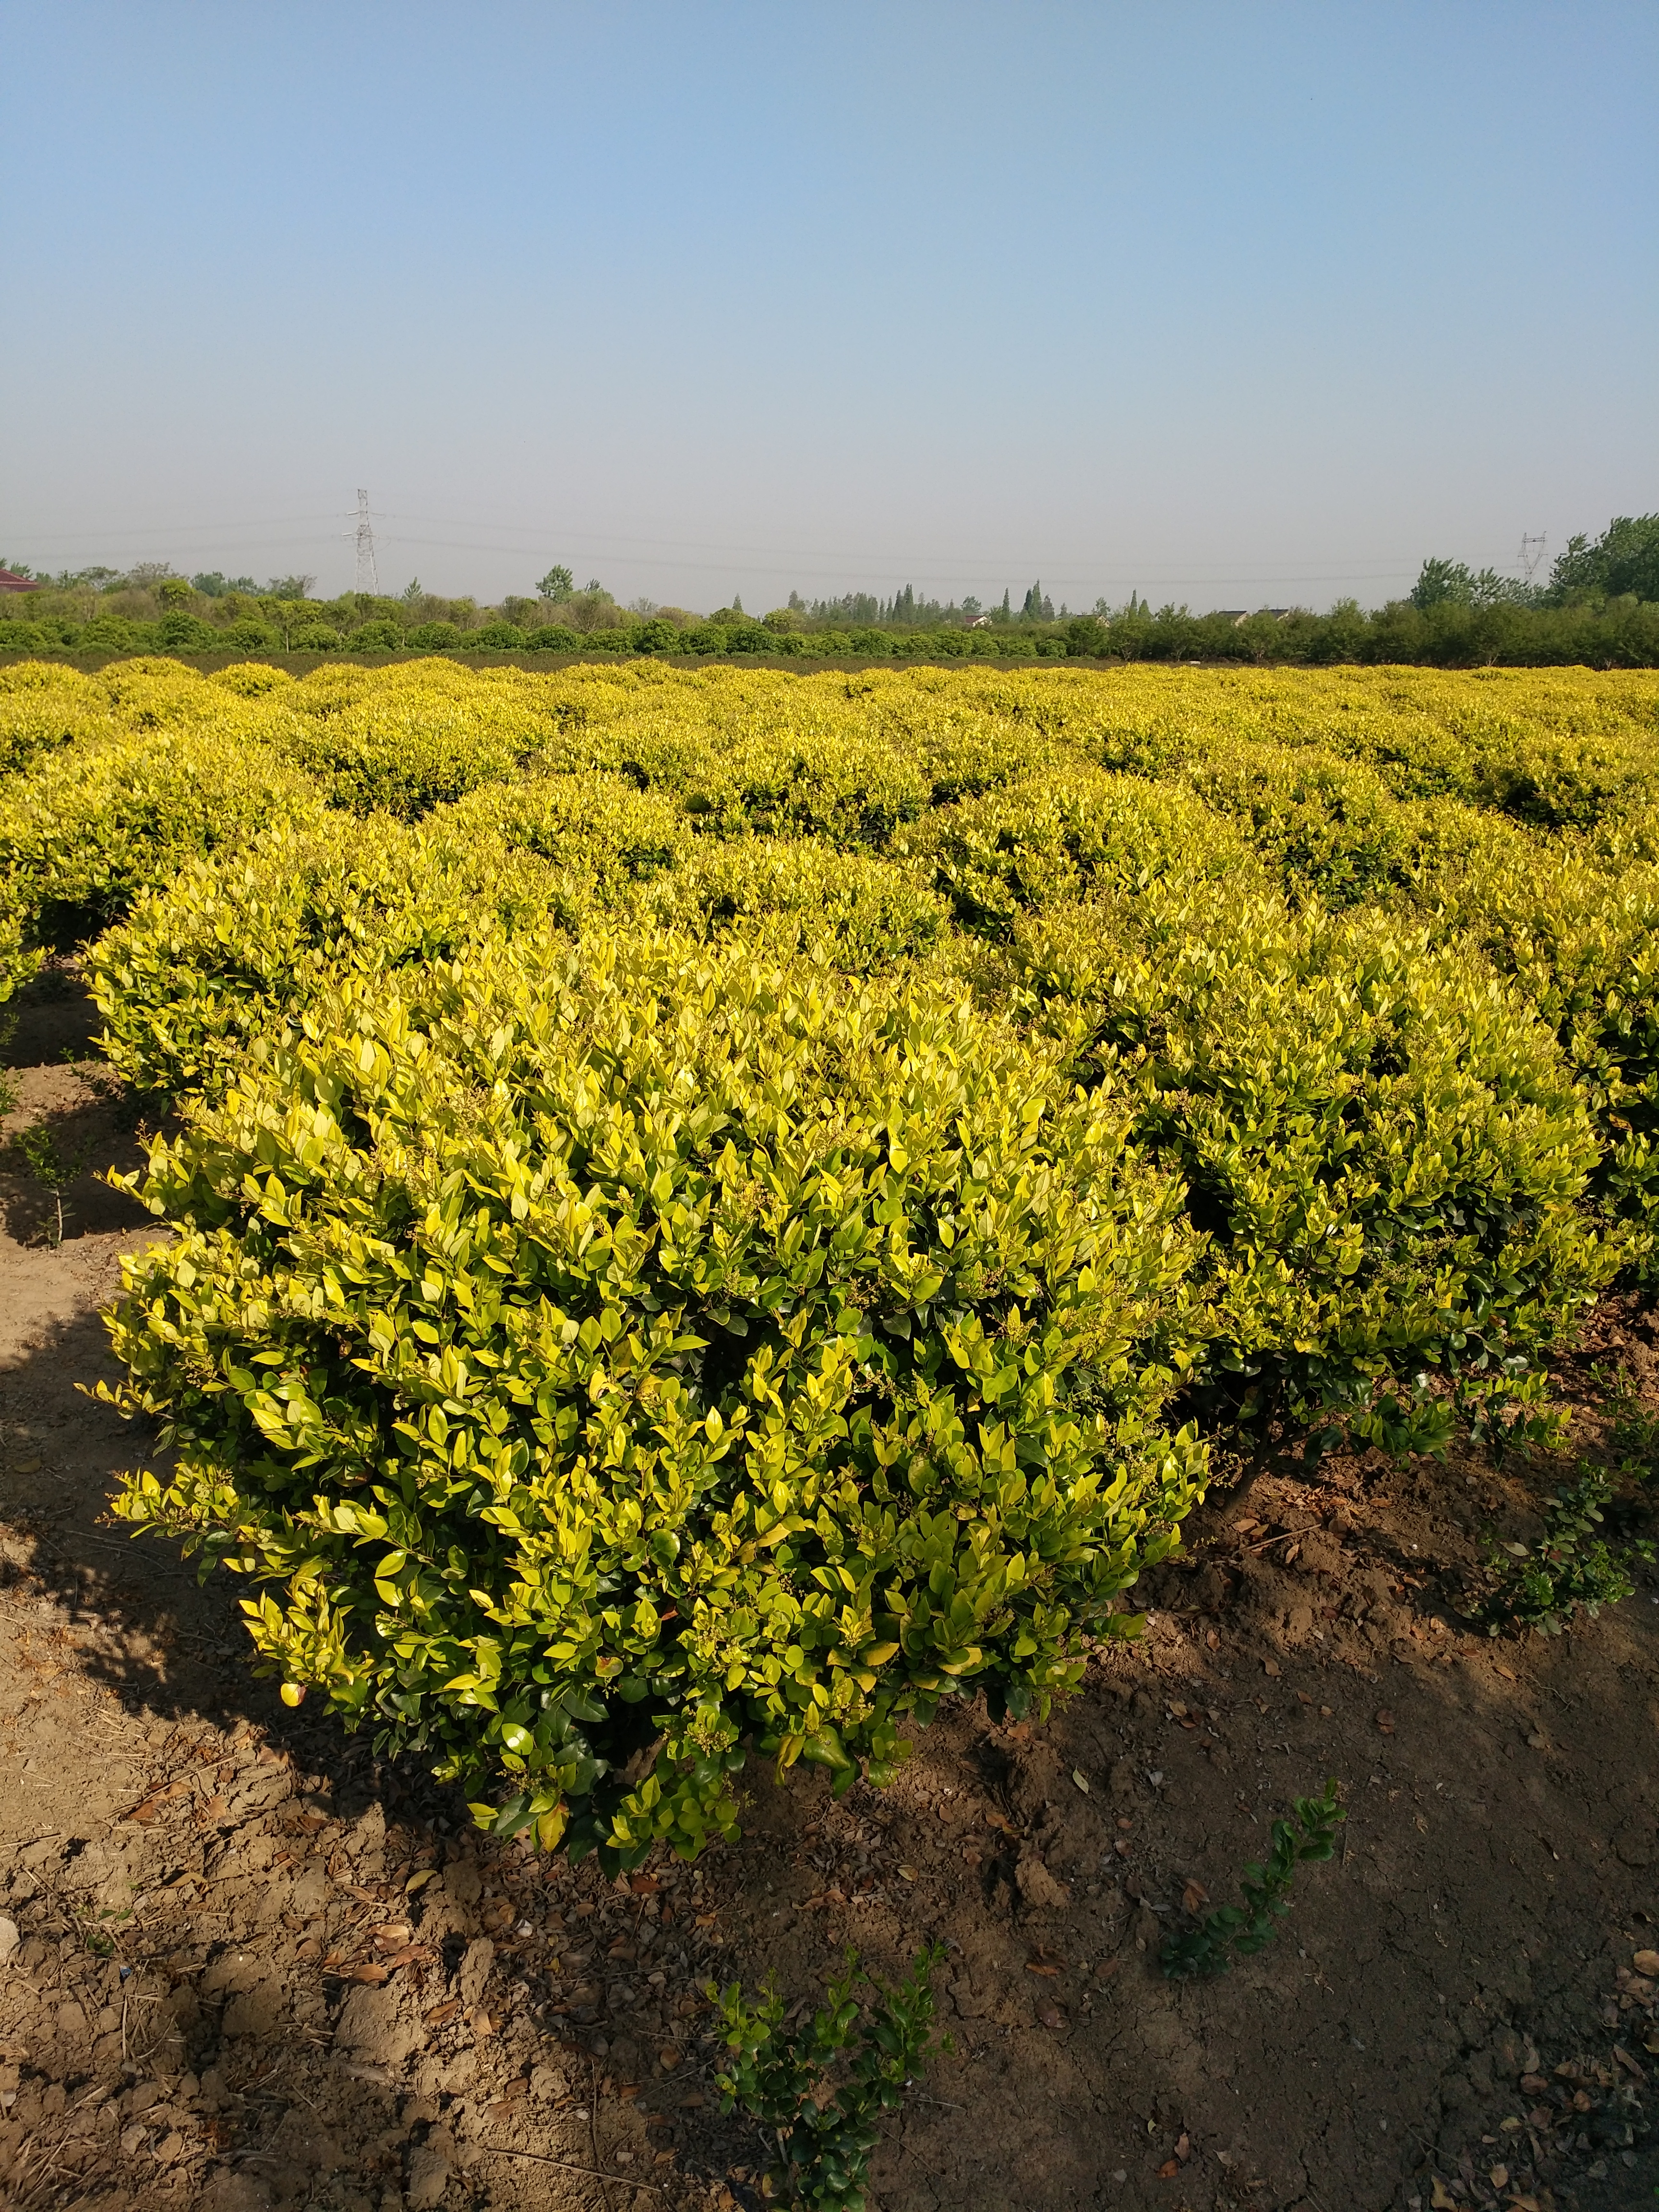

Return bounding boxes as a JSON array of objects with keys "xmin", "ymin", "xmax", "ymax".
[{"xmin": 4, "ymin": 1, "xmax": 1655, "ymax": 614}]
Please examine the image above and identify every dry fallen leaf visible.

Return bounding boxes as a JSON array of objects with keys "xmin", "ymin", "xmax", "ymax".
[
  {"xmin": 1181, "ymin": 1880, "xmax": 1210, "ymax": 1915},
  {"xmin": 404, "ymin": 1868, "xmax": 438, "ymax": 1894},
  {"xmin": 1374, "ymin": 1709, "xmax": 1396, "ymax": 1735},
  {"xmin": 1026, "ymin": 1963, "xmax": 1061, "ymax": 1978},
  {"xmin": 1492, "ymin": 1661, "xmax": 1517, "ymax": 1681},
  {"xmin": 1518, "ymin": 2072, "xmax": 1548, "ymax": 2095},
  {"xmin": 629, "ymin": 1873, "xmax": 659, "ymax": 1895},
  {"xmin": 1035, "ymin": 1999, "xmax": 1064, "ymax": 2030},
  {"xmin": 1262, "ymin": 1659, "xmax": 1281, "ymax": 1677},
  {"xmin": 371, "ymin": 1923, "xmax": 413, "ymax": 1948},
  {"xmin": 1429, "ymin": 2178, "xmax": 1458, "ymax": 2210},
  {"xmin": 1155, "ymin": 2157, "xmax": 1181, "ymax": 2178},
  {"xmin": 423, "ymin": 1998, "xmax": 462, "ymax": 2027},
  {"xmin": 123, "ymin": 1776, "xmax": 193, "ymax": 1824},
  {"xmin": 897, "ymin": 1865, "xmax": 917, "ymax": 1881},
  {"xmin": 985, "ymin": 1809, "xmax": 1018, "ymax": 1835},
  {"xmin": 1488, "ymin": 2164, "xmax": 1508, "ymax": 2189},
  {"xmin": 337, "ymin": 1962, "xmax": 390, "ymax": 1985},
  {"xmin": 1071, "ymin": 1769, "xmax": 1091, "ymax": 1794},
  {"xmin": 379, "ymin": 1945, "xmax": 433, "ymax": 1971},
  {"xmin": 659, "ymin": 2046, "xmax": 682, "ymax": 2070},
  {"xmin": 1175, "ymin": 2132, "xmax": 1190, "ymax": 2160},
  {"xmin": 1634, "ymin": 1949, "xmax": 1659, "ymax": 1976}
]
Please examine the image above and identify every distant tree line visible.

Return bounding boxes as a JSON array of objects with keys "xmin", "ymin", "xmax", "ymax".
[{"xmin": 3, "ymin": 515, "xmax": 1656, "ymax": 668}]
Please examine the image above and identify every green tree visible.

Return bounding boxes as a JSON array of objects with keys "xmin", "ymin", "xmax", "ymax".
[
  {"xmin": 536, "ymin": 565, "xmax": 574, "ymax": 601},
  {"xmin": 1410, "ymin": 558, "xmax": 1472, "ymax": 610},
  {"xmin": 1410, "ymin": 559, "xmax": 1532, "ymax": 613},
  {"xmin": 1548, "ymin": 515, "xmax": 1659, "ymax": 606}
]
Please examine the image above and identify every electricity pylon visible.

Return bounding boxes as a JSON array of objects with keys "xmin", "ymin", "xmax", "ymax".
[{"xmin": 354, "ymin": 490, "xmax": 379, "ymax": 594}]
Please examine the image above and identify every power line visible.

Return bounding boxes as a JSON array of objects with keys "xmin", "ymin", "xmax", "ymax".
[
  {"xmin": 375, "ymin": 510, "xmax": 1427, "ymax": 579},
  {"xmin": 15, "ymin": 515, "xmax": 341, "ymax": 543},
  {"xmin": 374, "ymin": 532, "xmax": 1419, "ymax": 592},
  {"xmin": 9, "ymin": 503, "xmax": 1436, "ymax": 598}
]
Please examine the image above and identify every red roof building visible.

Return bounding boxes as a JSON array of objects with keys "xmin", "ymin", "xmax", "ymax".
[{"xmin": 0, "ymin": 568, "xmax": 40, "ymax": 593}]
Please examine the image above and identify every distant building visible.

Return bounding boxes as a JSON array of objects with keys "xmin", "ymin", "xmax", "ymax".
[
  {"xmin": 0, "ymin": 567, "xmax": 39, "ymax": 593},
  {"xmin": 968, "ymin": 614, "xmax": 993, "ymax": 629},
  {"xmin": 1219, "ymin": 607, "xmax": 1293, "ymax": 625}
]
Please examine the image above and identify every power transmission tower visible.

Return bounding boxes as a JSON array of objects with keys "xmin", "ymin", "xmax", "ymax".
[
  {"xmin": 354, "ymin": 489, "xmax": 379, "ymax": 594},
  {"xmin": 1517, "ymin": 532, "xmax": 1547, "ymax": 585}
]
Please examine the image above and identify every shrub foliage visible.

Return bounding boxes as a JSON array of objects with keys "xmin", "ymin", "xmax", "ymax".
[
  {"xmin": 0, "ymin": 656, "xmax": 1648, "ymax": 1857},
  {"xmin": 106, "ymin": 934, "xmax": 1202, "ymax": 1864}
]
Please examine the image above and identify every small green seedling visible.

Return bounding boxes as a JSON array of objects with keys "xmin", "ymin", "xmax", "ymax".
[
  {"xmin": 1473, "ymin": 1464, "xmax": 1655, "ymax": 1636},
  {"xmin": 12, "ymin": 1120, "xmax": 91, "ymax": 1247},
  {"xmin": 709, "ymin": 1945, "xmax": 949, "ymax": 2212},
  {"xmin": 1161, "ymin": 1778, "xmax": 1345, "ymax": 1980},
  {"xmin": 81, "ymin": 1904, "xmax": 134, "ymax": 1958}
]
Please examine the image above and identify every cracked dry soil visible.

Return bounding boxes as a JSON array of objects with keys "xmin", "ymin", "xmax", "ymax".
[{"xmin": 1, "ymin": 967, "xmax": 1657, "ymax": 2212}]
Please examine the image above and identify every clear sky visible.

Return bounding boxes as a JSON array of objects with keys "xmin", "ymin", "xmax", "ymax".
[{"xmin": 3, "ymin": 1, "xmax": 1655, "ymax": 614}]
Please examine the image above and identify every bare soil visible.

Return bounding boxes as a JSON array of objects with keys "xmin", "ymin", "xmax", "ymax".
[{"xmin": 2, "ymin": 967, "xmax": 1656, "ymax": 2212}]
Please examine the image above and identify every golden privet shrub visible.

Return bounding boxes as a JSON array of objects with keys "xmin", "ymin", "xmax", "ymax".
[{"xmin": 105, "ymin": 929, "xmax": 1206, "ymax": 1867}]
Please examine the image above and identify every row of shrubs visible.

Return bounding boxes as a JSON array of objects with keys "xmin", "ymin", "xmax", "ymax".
[
  {"xmin": 7, "ymin": 590, "xmax": 1659, "ymax": 669},
  {"xmin": 0, "ymin": 612, "xmax": 1077, "ymax": 661},
  {"xmin": 2, "ymin": 655, "xmax": 1656, "ymax": 1864}
]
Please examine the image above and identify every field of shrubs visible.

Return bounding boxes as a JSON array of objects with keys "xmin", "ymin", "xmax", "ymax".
[{"xmin": 4, "ymin": 652, "xmax": 1659, "ymax": 1879}]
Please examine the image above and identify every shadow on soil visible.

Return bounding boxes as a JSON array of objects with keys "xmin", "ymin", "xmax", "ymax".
[{"xmin": 0, "ymin": 1297, "xmax": 470, "ymax": 1839}]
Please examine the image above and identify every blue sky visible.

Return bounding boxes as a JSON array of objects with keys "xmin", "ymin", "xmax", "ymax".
[{"xmin": 3, "ymin": 1, "xmax": 1654, "ymax": 613}]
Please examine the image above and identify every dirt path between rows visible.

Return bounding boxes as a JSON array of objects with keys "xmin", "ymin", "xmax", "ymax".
[{"xmin": 2, "ymin": 968, "xmax": 1657, "ymax": 2212}]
